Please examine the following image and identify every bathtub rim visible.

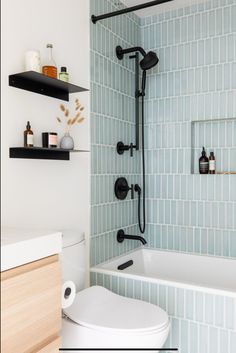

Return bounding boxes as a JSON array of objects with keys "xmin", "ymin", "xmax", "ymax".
[{"xmin": 90, "ymin": 248, "xmax": 236, "ymax": 298}]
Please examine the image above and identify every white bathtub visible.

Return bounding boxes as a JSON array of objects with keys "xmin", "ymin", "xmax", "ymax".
[{"xmin": 91, "ymin": 248, "xmax": 236, "ymax": 297}]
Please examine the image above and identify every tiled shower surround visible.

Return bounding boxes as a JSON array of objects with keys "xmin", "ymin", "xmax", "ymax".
[
  {"xmin": 90, "ymin": 0, "xmax": 236, "ymax": 352},
  {"xmin": 90, "ymin": 0, "xmax": 142, "ymax": 266},
  {"xmin": 91, "ymin": 0, "xmax": 236, "ymax": 266},
  {"xmin": 143, "ymin": 0, "xmax": 236, "ymax": 258}
]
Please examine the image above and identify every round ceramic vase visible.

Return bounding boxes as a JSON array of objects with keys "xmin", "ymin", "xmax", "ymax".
[{"xmin": 60, "ymin": 133, "xmax": 74, "ymax": 150}]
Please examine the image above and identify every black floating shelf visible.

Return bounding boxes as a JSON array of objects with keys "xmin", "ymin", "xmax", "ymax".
[
  {"xmin": 9, "ymin": 147, "xmax": 89, "ymax": 161},
  {"xmin": 9, "ymin": 71, "xmax": 88, "ymax": 101}
]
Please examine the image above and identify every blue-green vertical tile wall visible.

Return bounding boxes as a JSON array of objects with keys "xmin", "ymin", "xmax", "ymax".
[
  {"xmin": 91, "ymin": 271, "xmax": 236, "ymax": 352},
  {"xmin": 90, "ymin": 0, "xmax": 142, "ymax": 266},
  {"xmin": 91, "ymin": 0, "xmax": 236, "ymax": 266},
  {"xmin": 140, "ymin": 0, "xmax": 236, "ymax": 259}
]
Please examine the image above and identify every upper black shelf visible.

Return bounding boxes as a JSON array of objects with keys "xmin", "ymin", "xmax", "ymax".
[{"xmin": 9, "ymin": 71, "xmax": 88, "ymax": 101}]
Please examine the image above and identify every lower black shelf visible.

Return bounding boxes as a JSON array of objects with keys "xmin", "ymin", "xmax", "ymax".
[{"xmin": 9, "ymin": 147, "xmax": 89, "ymax": 161}]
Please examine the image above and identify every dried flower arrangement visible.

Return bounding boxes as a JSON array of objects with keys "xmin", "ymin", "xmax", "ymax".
[{"xmin": 56, "ymin": 98, "xmax": 85, "ymax": 134}]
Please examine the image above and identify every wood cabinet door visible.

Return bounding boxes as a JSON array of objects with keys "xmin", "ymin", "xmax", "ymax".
[
  {"xmin": 34, "ymin": 337, "xmax": 61, "ymax": 353},
  {"xmin": 1, "ymin": 256, "xmax": 61, "ymax": 353}
]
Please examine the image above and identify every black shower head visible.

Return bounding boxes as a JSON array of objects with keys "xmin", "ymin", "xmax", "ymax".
[
  {"xmin": 140, "ymin": 51, "xmax": 159, "ymax": 70},
  {"xmin": 116, "ymin": 45, "xmax": 159, "ymax": 71}
]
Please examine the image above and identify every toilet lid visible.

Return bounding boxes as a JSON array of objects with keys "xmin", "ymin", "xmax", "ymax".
[{"xmin": 64, "ymin": 286, "xmax": 169, "ymax": 333}]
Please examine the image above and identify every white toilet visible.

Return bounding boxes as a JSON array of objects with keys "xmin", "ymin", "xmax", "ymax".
[{"xmin": 61, "ymin": 232, "xmax": 170, "ymax": 350}]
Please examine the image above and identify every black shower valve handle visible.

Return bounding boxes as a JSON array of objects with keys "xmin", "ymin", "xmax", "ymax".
[
  {"xmin": 117, "ymin": 141, "xmax": 136, "ymax": 157},
  {"xmin": 115, "ymin": 177, "xmax": 134, "ymax": 201},
  {"xmin": 117, "ymin": 141, "xmax": 129, "ymax": 155}
]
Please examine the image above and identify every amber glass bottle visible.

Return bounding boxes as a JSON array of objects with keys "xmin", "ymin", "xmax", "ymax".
[
  {"xmin": 24, "ymin": 121, "xmax": 34, "ymax": 147},
  {"xmin": 42, "ymin": 44, "xmax": 57, "ymax": 79}
]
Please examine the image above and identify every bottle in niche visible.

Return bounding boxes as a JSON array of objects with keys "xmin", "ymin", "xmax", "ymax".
[
  {"xmin": 209, "ymin": 152, "xmax": 216, "ymax": 174},
  {"xmin": 59, "ymin": 67, "xmax": 69, "ymax": 82},
  {"xmin": 42, "ymin": 44, "xmax": 57, "ymax": 79},
  {"xmin": 199, "ymin": 147, "xmax": 209, "ymax": 174},
  {"xmin": 24, "ymin": 121, "xmax": 34, "ymax": 147}
]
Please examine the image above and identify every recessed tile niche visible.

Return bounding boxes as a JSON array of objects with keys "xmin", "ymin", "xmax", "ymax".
[{"xmin": 191, "ymin": 118, "xmax": 236, "ymax": 174}]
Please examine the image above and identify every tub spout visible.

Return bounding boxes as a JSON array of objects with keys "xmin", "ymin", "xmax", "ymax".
[{"xmin": 117, "ymin": 229, "xmax": 147, "ymax": 245}]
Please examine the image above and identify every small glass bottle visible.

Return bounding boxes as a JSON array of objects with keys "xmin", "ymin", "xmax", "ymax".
[
  {"xmin": 24, "ymin": 121, "xmax": 34, "ymax": 147},
  {"xmin": 59, "ymin": 67, "xmax": 69, "ymax": 82},
  {"xmin": 209, "ymin": 152, "xmax": 216, "ymax": 174},
  {"xmin": 42, "ymin": 44, "xmax": 57, "ymax": 79}
]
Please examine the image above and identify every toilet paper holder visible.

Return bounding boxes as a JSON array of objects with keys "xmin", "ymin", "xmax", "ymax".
[
  {"xmin": 62, "ymin": 280, "xmax": 76, "ymax": 309},
  {"xmin": 64, "ymin": 287, "xmax": 72, "ymax": 299}
]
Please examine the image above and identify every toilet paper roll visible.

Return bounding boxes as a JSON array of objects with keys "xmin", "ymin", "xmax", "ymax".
[{"xmin": 61, "ymin": 281, "xmax": 76, "ymax": 309}]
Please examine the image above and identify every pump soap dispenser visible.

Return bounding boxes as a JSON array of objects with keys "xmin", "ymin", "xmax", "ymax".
[{"xmin": 199, "ymin": 147, "xmax": 209, "ymax": 174}]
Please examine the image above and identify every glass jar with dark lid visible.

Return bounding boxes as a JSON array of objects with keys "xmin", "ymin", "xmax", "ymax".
[{"xmin": 42, "ymin": 132, "xmax": 58, "ymax": 148}]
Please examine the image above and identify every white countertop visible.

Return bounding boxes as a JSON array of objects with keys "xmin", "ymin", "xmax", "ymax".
[{"xmin": 1, "ymin": 227, "xmax": 62, "ymax": 272}]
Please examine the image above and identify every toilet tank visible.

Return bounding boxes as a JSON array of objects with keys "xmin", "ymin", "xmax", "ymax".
[{"xmin": 61, "ymin": 231, "xmax": 86, "ymax": 292}]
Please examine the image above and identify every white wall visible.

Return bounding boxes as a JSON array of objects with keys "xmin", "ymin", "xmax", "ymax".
[{"xmin": 1, "ymin": 0, "xmax": 90, "ymax": 277}]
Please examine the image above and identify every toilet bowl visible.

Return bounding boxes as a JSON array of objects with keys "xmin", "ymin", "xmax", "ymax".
[
  {"xmin": 62, "ymin": 286, "xmax": 170, "ymax": 349},
  {"xmin": 61, "ymin": 232, "xmax": 170, "ymax": 350}
]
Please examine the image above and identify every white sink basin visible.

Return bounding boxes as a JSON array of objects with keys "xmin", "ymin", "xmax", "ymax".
[{"xmin": 1, "ymin": 227, "xmax": 62, "ymax": 271}]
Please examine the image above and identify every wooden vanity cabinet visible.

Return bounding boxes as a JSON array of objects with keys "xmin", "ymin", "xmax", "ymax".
[{"xmin": 1, "ymin": 255, "xmax": 61, "ymax": 353}]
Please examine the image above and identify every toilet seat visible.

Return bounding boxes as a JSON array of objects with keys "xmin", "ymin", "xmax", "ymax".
[{"xmin": 63, "ymin": 286, "xmax": 169, "ymax": 334}]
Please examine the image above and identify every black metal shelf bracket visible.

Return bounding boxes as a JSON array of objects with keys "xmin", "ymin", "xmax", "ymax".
[{"xmin": 91, "ymin": 0, "xmax": 173, "ymax": 24}]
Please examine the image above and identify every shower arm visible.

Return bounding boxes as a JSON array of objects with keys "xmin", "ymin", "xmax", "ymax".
[
  {"xmin": 117, "ymin": 142, "xmax": 136, "ymax": 157},
  {"xmin": 116, "ymin": 46, "xmax": 146, "ymax": 59}
]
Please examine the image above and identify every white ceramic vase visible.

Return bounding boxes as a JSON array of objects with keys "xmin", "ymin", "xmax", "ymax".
[{"xmin": 60, "ymin": 133, "xmax": 74, "ymax": 150}]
